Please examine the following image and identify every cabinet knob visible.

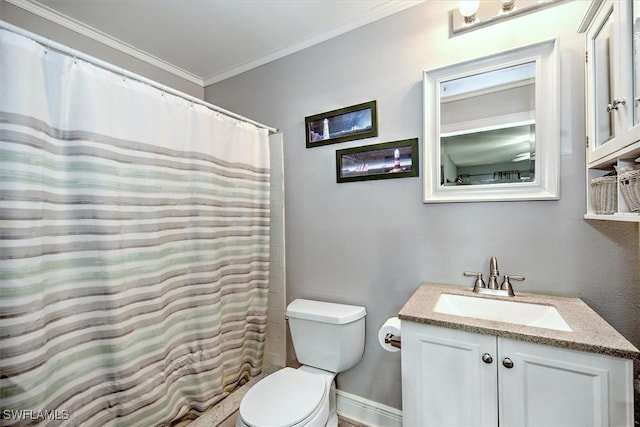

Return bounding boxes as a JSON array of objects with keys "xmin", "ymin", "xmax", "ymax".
[
  {"xmin": 482, "ymin": 353, "xmax": 493, "ymax": 364},
  {"xmin": 607, "ymin": 98, "xmax": 626, "ymax": 112},
  {"xmin": 502, "ymin": 357, "xmax": 514, "ymax": 368}
]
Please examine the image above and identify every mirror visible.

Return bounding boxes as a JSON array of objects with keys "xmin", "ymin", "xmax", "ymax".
[{"xmin": 424, "ymin": 39, "xmax": 559, "ymax": 203}]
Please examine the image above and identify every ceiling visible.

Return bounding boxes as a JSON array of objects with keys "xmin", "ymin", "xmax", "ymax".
[{"xmin": 14, "ymin": 0, "xmax": 424, "ymax": 87}]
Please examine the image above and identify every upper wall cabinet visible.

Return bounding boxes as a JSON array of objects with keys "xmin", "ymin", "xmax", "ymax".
[
  {"xmin": 582, "ymin": 0, "xmax": 640, "ymax": 163},
  {"xmin": 423, "ymin": 39, "xmax": 559, "ymax": 203},
  {"xmin": 580, "ymin": 0, "xmax": 640, "ymax": 221}
]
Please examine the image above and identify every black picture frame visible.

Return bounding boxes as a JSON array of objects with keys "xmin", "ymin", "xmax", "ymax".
[
  {"xmin": 305, "ymin": 101, "xmax": 378, "ymax": 148},
  {"xmin": 336, "ymin": 138, "xmax": 419, "ymax": 183}
]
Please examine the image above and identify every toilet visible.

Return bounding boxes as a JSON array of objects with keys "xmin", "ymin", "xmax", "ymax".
[{"xmin": 236, "ymin": 299, "xmax": 366, "ymax": 427}]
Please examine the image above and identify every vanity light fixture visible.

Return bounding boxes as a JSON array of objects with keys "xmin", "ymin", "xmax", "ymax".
[{"xmin": 450, "ymin": 0, "xmax": 566, "ymax": 36}]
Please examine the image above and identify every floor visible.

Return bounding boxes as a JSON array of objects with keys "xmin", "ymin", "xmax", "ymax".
[
  {"xmin": 189, "ymin": 413, "xmax": 366, "ymax": 427},
  {"xmin": 337, "ymin": 417, "xmax": 367, "ymax": 427},
  {"xmin": 185, "ymin": 365, "xmax": 371, "ymax": 427}
]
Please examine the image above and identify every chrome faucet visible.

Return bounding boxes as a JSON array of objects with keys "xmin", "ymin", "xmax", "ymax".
[
  {"xmin": 464, "ymin": 257, "xmax": 525, "ymax": 297},
  {"xmin": 488, "ymin": 256, "xmax": 500, "ymax": 290}
]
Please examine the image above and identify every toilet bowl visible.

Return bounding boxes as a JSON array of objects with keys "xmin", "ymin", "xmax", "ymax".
[
  {"xmin": 236, "ymin": 299, "xmax": 366, "ymax": 427},
  {"xmin": 236, "ymin": 366, "xmax": 336, "ymax": 427}
]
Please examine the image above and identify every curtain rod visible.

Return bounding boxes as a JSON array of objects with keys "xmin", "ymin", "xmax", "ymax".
[{"xmin": 0, "ymin": 21, "xmax": 279, "ymax": 134}]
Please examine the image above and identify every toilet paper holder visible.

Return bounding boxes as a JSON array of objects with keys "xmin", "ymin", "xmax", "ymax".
[{"xmin": 384, "ymin": 333, "xmax": 401, "ymax": 349}]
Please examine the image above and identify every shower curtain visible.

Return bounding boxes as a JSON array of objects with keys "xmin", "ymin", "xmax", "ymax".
[{"xmin": 0, "ymin": 28, "xmax": 270, "ymax": 426}]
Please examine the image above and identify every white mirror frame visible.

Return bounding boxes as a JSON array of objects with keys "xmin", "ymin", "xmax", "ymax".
[{"xmin": 423, "ymin": 39, "xmax": 559, "ymax": 203}]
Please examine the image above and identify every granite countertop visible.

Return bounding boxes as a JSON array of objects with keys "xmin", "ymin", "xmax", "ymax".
[{"xmin": 398, "ymin": 282, "xmax": 640, "ymax": 360}]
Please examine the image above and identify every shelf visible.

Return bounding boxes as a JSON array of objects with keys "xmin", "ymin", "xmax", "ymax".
[
  {"xmin": 585, "ymin": 142, "xmax": 640, "ymax": 222},
  {"xmin": 584, "ymin": 213, "xmax": 640, "ymax": 222},
  {"xmin": 580, "ymin": 0, "xmax": 640, "ymax": 222},
  {"xmin": 587, "ymin": 141, "xmax": 640, "ymax": 170}
]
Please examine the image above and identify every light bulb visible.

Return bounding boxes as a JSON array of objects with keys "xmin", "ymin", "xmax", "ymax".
[
  {"xmin": 459, "ymin": 0, "xmax": 479, "ymax": 16},
  {"xmin": 459, "ymin": 0, "xmax": 480, "ymax": 24}
]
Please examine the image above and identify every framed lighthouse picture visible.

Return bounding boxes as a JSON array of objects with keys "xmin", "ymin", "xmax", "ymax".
[
  {"xmin": 305, "ymin": 101, "xmax": 378, "ymax": 148},
  {"xmin": 336, "ymin": 138, "xmax": 419, "ymax": 183}
]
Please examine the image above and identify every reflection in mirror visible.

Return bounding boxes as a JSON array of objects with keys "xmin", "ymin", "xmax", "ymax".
[
  {"xmin": 593, "ymin": 9, "xmax": 614, "ymax": 147},
  {"xmin": 423, "ymin": 39, "xmax": 559, "ymax": 202},
  {"xmin": 440, "ymin": 62, "xmax": 536, "ymax": 186}
]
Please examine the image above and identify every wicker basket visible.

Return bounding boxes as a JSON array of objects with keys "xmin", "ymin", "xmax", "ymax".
[
  {"xmin": 618, "ymin": 169, "xmax": 640, "ymax": 212},
  {"xmin": 590, "ymin": 176, "xmax": 617, "ymax": 214}
]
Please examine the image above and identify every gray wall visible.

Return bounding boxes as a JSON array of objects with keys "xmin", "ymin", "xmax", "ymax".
[
  {"xmin": 0, "ymin": 0, "xmax": 204, "ymax": 98},
  {"xmin": 205, "ymin": 1, "xmax": 640, "ymax": 410},
  {"xmin": 2, "ymin": 0, "xmax": 638, "ymax": 412}
]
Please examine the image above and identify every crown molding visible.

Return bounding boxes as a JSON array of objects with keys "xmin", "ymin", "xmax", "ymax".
[
  {"xmin": 7, "ymin": 0, "xmax": 424, "ymax": 88},
  {"xmin": 6, "ymin": 0, "xmax": 204, "ymax": 86},
  {"xmin": 202, "ymin": 0, "xmax": 425, "ymax": 86}
]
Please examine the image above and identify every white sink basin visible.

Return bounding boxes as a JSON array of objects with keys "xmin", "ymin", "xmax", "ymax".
[{"xmin": 433, "ymin": 293, "xmax": 572, "ymax": 331}]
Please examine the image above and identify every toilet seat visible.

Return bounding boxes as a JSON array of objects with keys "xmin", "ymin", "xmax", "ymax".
[{"xmin": 239, "ymin": 367, "xmax": 328, "ymax": 427}]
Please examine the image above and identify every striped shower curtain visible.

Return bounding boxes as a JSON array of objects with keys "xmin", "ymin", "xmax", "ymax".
[{"xmin": 0, "ymin": 28, "xmax": 270, "ymax": 426}]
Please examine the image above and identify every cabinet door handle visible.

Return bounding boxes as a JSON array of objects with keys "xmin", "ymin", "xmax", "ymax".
[
  {"xmin": 502, "ymin": 357, "xmax": 514, "ymax": 368},
  {"xmin": 607, "ymin": 98, "xmax": 626, "ymax": 112},
  {"xmin": 482, "ymin": 353, "xmax": 493, "ymax": 364}
]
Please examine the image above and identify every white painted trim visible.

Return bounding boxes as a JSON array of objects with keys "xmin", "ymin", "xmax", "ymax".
[
  {"xmin": 6, "ymin": 0, "xmax": 424, "ymax": 88},
  {"xmin": 6, "ymin": 0, "xmax": 204, "ymax": 86},
  {"xmin": 336, "ymin": 389, "xmax": 402, "ymax": 427},
  {"xmin": 577, "ymin": 0, "xmax": 604, "ymax": 33},
  {"xmin": 202, "ymin": 1, "xmax": 425, "ymax": 86}
]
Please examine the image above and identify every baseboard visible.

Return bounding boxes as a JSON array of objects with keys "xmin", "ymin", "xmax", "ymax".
[{"xmin": 336, "ymin": 389, "xmax": 402, "ymax": 427}]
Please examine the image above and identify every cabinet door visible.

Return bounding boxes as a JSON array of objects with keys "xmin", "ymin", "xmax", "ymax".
[
  {"xmin": 618, "ymin": 0, "xmax": 640, "ymax": 145},
  {"xmin": 586, "ymin": 0, "xmax": 640, "ymax": 163},
  {"xmin": 401, "ymin": 322, "xmax": 498, "ymax": 427},
  {"xmin": 498, "ymin": 338, "xmax": 634, "ymax": 427},
  {"xmin": 586, "ymin": 0, "xmax": 616, "ymax": 162}
]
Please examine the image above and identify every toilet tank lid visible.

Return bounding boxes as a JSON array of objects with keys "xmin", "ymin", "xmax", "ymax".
[{"xmin": 286, "ymin": 299, "xmax": 366, "ymax": 324}]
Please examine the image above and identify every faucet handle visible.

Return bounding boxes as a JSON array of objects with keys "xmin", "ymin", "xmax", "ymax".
[
  {"xmin": 501, "ymin": 275, "xmax": 525, "ymax": 296},
  {"xmin": 464, "ymin": 271, "xmax": 486, "ymax": 292}
]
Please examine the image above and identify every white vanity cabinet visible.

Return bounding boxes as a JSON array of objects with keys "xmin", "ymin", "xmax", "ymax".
[
  {"xmin": 580, "ymin": 0, "xmax": 640, "ymax": 221},
  {"xmin": 401, "ymin": 322, "xmax": 497, "ymax": 426},
  {"xmin": 401, "ymin": 322, "xmax": 635, "ymax": 427}
]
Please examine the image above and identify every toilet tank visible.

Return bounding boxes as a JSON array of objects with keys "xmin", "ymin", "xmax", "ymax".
[{"xmin": 286, "ymin": 299, "xmax": 366, "ymax": 373}]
